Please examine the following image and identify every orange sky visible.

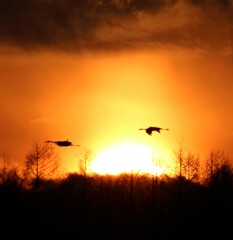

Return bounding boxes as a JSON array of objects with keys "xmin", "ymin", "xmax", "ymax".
[{"xmin": 0, "ymin": 0, "xmax": 233, "ymax": 175}]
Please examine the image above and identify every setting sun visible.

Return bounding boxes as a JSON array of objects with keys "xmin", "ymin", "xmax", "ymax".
[{"xmin": 89, "ymin": 141, "xmax": 168, "ymax": 175}]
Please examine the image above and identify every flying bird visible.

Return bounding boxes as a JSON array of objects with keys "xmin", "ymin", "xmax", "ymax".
[
  {"xmin": 139, "ymin": 126, "xmax": 169, "ymax": 136},
  {"xmin": 45, "ymin": 140, "xmax": 80, "ymax": 147}
]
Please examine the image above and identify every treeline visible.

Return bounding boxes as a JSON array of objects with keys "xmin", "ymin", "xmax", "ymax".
[{"xmin": 0, "ymin": 142, "xmax": 233, "ymax": 238}]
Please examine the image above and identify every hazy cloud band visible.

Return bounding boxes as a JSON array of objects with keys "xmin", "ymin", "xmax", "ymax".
[{"xmin": 0, "ymin": 0, "xmax": 233, "ymax": 52}]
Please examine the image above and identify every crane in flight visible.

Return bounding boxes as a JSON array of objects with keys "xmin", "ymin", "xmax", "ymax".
[
  {"xmin": 139, "ymin": 126, "xmax": 169, "ymax": 136},
  {"xmin": 45, "ymin": 139, "xmax": 80, "ymax": 147}
]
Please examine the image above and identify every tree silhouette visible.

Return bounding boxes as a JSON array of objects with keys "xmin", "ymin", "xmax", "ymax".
[
  {"xmin": 76, "ymin": 146, "xmax": 93, "ymax": 232},
  {"xmin": 203, "ymin": 150, "xmax": 228, "ymax": 186},
  {"xmin": 77, "ymin": 146, "xmax": 93, "ymax": 177},
  {"xmin": 23, "ymin": 140, "xmax": 60, "ymax": 191}
]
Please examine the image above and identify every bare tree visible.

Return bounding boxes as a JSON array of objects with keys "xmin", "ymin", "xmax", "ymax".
[
  {"xmin": 77, "ymin": 146, "xmax": 93, "ymax": 177},
  {"xmin": 76, "ymin": 146, "xmax": 93, "ymax": 232},
  {"xmin": 173, "ymin": 141, "xmax": 200, "ymax": 182},
  {"xmin": 203, "ymin": 150, "xmax": 230, "ymax": 186},
  {"xmin": 172, "ymin": 140, "xmax": 201, "ymax": 217},
  {"xmin": 24, "ymin": 140, "xmax": 60, "ymax": 190},
  {"xmin": 182, "ymin": 151, "xmax": 200, "ymax": 183}
]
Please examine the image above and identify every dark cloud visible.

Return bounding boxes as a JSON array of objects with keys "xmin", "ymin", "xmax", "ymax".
[{"xmin": 0, "ymin": 0, "xmax": 233, "ymax": 52}]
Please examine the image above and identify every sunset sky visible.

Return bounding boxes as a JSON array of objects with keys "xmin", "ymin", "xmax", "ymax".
[{"xmin": 0, "ymin": 0, "xmax": 233, "ymax": 176}]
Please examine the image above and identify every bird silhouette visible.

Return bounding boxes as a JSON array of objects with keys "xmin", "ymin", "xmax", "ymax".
[
  {"xmin": 139, "ymin": 126, "xmax": 169, "ymax": 135},
  {"xmin": 45, "ymin": 139, "xmax": 80, "ymax": 147}
]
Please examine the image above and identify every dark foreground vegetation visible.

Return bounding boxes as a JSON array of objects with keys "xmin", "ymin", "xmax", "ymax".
[
  {"xmin": 1, "ymin": 165, "xmax": 233, "ymax": 238},
  {"xmin": 0, "ymin": 142, "xmax": 233, "ymax": 238}
]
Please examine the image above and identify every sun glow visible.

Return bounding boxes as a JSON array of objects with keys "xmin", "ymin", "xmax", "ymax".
[{"xmin": 90, "ymin": 141, "xmax": 169, "ymax": 175}]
